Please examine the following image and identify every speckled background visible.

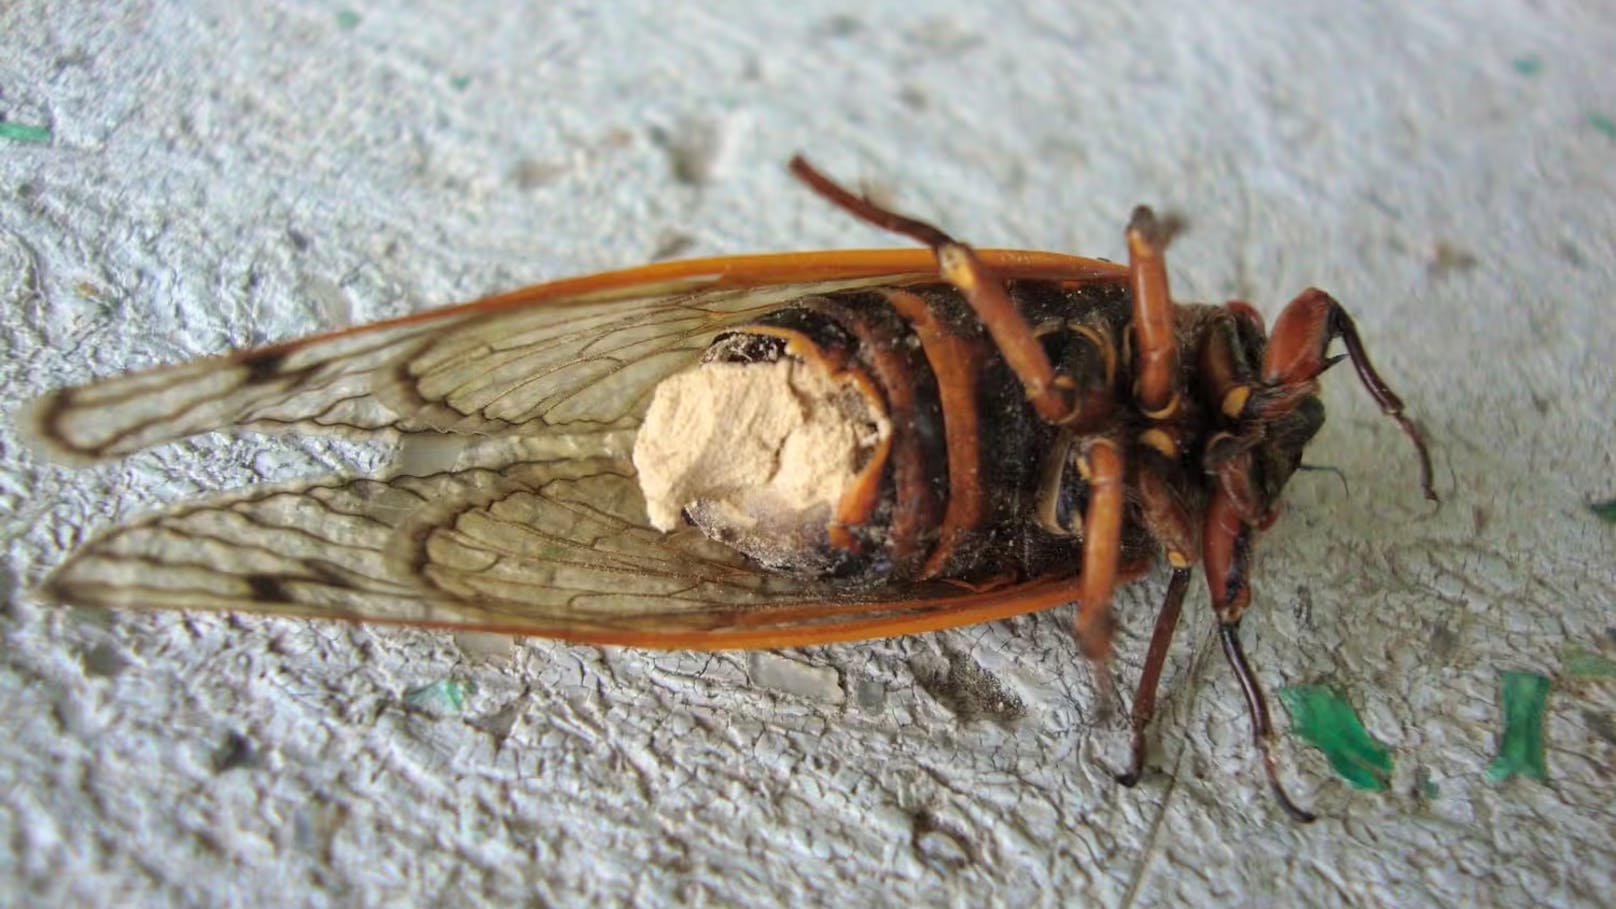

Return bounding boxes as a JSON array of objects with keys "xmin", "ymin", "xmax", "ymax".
[{"xmin": 2, "ymin": 2, "xmax": 1613, "ymax": 906}]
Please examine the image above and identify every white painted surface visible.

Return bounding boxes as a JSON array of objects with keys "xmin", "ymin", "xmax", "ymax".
[{"xmin": 2, "ymin": 2, "xmax": 1613, "ymax": 906}]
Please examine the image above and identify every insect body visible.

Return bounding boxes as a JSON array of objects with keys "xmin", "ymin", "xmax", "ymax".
[
  {"xmin": 25, "ymin": 157, "xmax": 1434, "ymax": 820},
  {"xmin": 633, "ymin": 277, "xmax": 1141, "ymax": 587}
]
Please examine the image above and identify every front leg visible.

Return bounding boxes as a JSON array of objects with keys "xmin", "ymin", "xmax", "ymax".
[
  {"xmin": 1204, "ymin": 489, "xmax": 1317, "ymax": 822},
  {"xmin": 1258, "ymin": 288, "xmax": 1437, "ymax": 501}
]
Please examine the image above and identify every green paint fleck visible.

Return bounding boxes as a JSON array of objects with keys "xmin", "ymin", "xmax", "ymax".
[
  {"xmin": 404, "ymin": 678, "xmax": 473, "ymax": 713},
  {"xmin": 1510, "ymin": 55, "xmax": 1543, "ymax": 76},
  {"xmin": 1278, "ymin": 685, "xmax": 1394, "ymax": 791},
  {"xmin": 336, "ymin": 9, "xmax": 361, "ymax": 30},
  {"xmin": 450, "ymin": 74, "xmax": 472, "ymax": 91},
  {"xmin": 0, "ymin": 121, "xmax": 51, "ymax": 143},
  {"xmin": 1422, "ymin": 779, "xmax": 1440, "ymax": 799},
  {"xmin": 1589, "ymin": 113, "xmax": 1616, "ymax": 140},
  {"xmin": 1589, "ymin": 499, "xmax": 1616, "ymax": 523},
  {"xmin": 1564, "ymin": 648, "xmax": 1616, "ymax": 679},
  {"xmin": 1487, "ymin": 671, "xmax": 1551, "ymax": 782}
]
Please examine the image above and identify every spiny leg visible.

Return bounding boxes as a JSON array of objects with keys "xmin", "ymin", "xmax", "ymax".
[
  {"xmin": 1204, "ymin": 490, "xmax": 1317, "ymax": 822},
  {"xmin": 1260, "ymin": 287, "xmax": 1437, "ymax": 501},
  {"xmin": 1117, "ymin": 566, "xmax": 1191, "ymax": 786},
  {"xmin": 1126, "ymin": 206, "xmax": 1182, "ymax": 419},
  {"xmin": 788, "ymin": 156, "xmax": 1078, "ymax": 424}
]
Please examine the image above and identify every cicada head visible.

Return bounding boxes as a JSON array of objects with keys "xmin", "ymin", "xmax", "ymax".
[
  {"xmin": 1203, "ymin": 394, "xmax": 1325, "ymax": 527},
  {"xmin": 1201, "ymin": 305, "xmax": 1332, "ymax": 527},
  {"xmin": 1206, "ymin": 284, "xmax": 1435, "ymax": 527},
  {"xmin": 1253, "ymin": 391, "xmax": 1326, "ymax": 510}
]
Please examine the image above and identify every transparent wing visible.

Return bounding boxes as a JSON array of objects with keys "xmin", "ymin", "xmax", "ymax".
[
  {"xmin": 42, "ymin": 440, "xmax": 1089, "ymax": 648},
  {"xmin": 23, "ymin": 268, "xmax": 914, "ymax": 464},
  {"xmin": 21, "ymin": 250, "xmax": 1123, "ymax": 464}
]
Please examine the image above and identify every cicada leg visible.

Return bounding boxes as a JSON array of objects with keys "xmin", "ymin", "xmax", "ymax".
[
  {"xmin": 788, "ymin": 156, "xmax": 1080, "ymax": 425},
  {"xmin": 1059, "ymin": 434, "xmax": 1129, "ymax": 716},
  {"xmin": 1072, "ymin": 436, "xmax": 1126, "ymax": 663},
  {"xmin": 1204, "ymin": 489, "xmax": 1318, "ymax": 822},
  {"xmin": 1116, "ymin": 566, "xmax": 1191, "ymax": 786},
  {"xmin": 1117, "ymin": 436, "xmax": 1200, "ymax": 784},
  {"xmin": 1259, "ymin": 288, "xmax": 1437, "ymax": 501},
  {"xmin": 1125, "ymin": 206, "xmax": 1182, "ymax": 419}
]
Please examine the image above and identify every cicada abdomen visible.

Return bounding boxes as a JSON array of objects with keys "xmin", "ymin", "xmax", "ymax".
[{"xmin": 634, "ymin": 278, "xmax": 1175, "ymax": 588}]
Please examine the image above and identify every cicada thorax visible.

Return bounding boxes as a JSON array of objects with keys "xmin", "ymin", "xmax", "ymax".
[{"xmin": 636, "ymin": 277, "xmax": 1191, "ymax": 588}]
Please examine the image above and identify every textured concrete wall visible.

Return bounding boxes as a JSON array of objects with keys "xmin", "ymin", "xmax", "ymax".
[{"xmin": 2, "ymin": 2, "xmax": 1613, "ymax": 906}]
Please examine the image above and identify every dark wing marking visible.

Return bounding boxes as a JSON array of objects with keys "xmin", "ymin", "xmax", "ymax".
[{"xmin": 42, "ymin": 445, "xmax": 1088, "ymax": 648}]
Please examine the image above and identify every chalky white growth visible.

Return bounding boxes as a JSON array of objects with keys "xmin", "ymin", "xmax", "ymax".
[{"xmin": 633, "ymin": 356, "xmax": 889, "ymax": 550}]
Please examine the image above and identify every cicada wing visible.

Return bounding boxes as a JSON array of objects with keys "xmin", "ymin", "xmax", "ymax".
[
  {"xmin": 37, "ymin": 451, "xmax": 753, "ymax": 627},
  {"xmin": 22, "ymin": 249, "xmax": 1127, "ymax": 465},
  {"xmin": 43, "ymin": 444, "xmax": 1087, "ymax": 648},
  {"xmin": 22, "ymin": 314, "xmax": 449, "ymax": 465},
  {"xmin": 368, "ymin": 285, "xmax": 770, "ymax": 435},
  {"xmin": 20, "ymin": 267, "xmax": 925, "ymax": 464}
]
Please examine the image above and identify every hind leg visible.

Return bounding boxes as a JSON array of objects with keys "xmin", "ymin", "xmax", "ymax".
[{"xmin": 788, "ymin": 156, "xmax": 1082, "ymax": 425}]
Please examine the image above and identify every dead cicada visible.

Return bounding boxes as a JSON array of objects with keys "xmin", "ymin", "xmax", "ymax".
[{"xmin": 24, "ymin": 157, "xmax": 1435, "ymax": 819}]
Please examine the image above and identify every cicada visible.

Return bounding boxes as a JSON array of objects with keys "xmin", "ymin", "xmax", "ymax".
[{"xmin": 24, "ymin": 156, "xmax": 1435, "ymax": 820}]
